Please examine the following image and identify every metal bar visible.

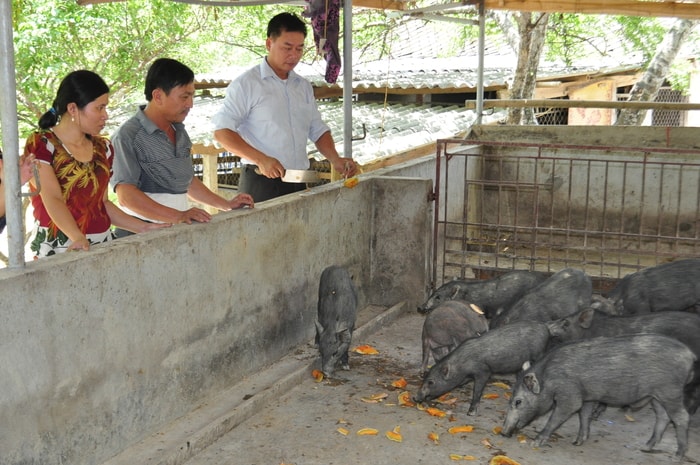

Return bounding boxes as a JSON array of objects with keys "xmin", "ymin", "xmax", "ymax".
[
  {"xmin": 343, "ymin": 0, "xmax": 353, "ymax": 160},
  {"xmin": 0, "ymin": 0, "xmax": 25, "ymax": 268},
  {"xmin": 474, "ymin": 0, "xmax": 485, "ymax": 125}
]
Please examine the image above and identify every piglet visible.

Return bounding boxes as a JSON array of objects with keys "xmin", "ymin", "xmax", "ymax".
[{"xmin": 315, "ymin": 265, "xmax": 358, "ymax": 377}]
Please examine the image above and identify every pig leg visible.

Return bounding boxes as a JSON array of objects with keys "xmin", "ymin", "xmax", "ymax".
[
  {"xmin": 467, "ymin": 372, "xmax": 491, "ymax": 416},
  {"xmin": 340, "ymin": 349, "xmax": 350, "ymax": 370},
  {"xmin": 651, "ymin": 398, "xmax": 689, "ymax": 460},
  {"xmin": 643, "ymin": 399, "xmax": 671, "ymax": 453},
  {"xmin": 574, "ymin": 401, "xmax": 597, "ymax": 446},
  {"xmin": 534, "ymin": 396, "xmax": 582, "ymax": 447}
]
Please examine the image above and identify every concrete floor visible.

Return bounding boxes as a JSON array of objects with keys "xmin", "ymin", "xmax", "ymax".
[{"xmin": 175, "ymin": 308, "xmax": 700, "ymax": 465}]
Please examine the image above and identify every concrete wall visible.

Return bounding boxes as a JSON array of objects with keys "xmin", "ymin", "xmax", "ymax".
[{"xmin": 0, "ymin": 175, "xmax": 432, "ymax": 465}]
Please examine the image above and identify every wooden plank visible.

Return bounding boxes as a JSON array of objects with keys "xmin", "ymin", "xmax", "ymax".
[
  {"xmin": 481, "ymin": 0, "xmax": 700, "ymax": 20},
  {"xmin": 465, "ymin": 99, "xmax": 700, "ymax": 111},
  {"xmin": 351, "ymin": 0, "xmax": 406, "ymax": 10}
]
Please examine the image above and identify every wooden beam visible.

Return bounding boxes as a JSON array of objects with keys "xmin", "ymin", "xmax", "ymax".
[
  {"xmin": 480, "ymin": 0, "xmax": 700, "ymax": 20},
  {"xmin": 465, "ymin": 99, "xmax": 700, "ymax": 111},
  {"xmin": 351, "ymin": 0, "xmax": 407, "ymax": 10}
]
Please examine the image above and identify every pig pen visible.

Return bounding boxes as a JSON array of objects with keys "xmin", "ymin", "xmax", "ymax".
[
  {"xmin": 176, "ymin": 307, "xmax": 700, "ymax": 465},
  {"xmin": 433, "ymin": 125, "xmax": 700, "ymax": 293}
]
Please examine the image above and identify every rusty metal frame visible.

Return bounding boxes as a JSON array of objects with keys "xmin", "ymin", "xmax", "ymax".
[{"xmin": 431, "ymin": 137, "xmax": 700, "ymax": 293}]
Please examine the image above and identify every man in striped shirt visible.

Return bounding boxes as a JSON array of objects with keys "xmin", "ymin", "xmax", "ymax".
[{"xmin": 111, "ymin": 58, "xmax": 253, "ymax": 237}]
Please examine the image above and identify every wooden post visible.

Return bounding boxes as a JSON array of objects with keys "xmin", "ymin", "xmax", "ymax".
[{"xmin": 192, "ymin": 143, "xmax": 220, "ymax": 214}]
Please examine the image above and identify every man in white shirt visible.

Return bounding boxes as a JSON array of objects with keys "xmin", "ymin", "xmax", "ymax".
[{"xmin": 212, "ymin": 12, "xmax": 358, "ymax": 202}]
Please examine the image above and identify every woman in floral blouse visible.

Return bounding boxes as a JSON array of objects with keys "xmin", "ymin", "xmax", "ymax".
[{"xmin": 25, "ymin": 70, "xmax": 168, "ymax": 258}]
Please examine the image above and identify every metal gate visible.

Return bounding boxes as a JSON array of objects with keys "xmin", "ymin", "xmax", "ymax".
[{"xmin": 432, "ymin": 138, "xmax": 700, "ymax": 293}]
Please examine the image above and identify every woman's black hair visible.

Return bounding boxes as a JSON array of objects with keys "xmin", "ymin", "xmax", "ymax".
[
  {"xmin": 37, "ymin": 70, "xmax": 109, "ymax": 130},
  {"xmin": 144, "ymin": 58, "xmax": 194, "ymax": 101}
]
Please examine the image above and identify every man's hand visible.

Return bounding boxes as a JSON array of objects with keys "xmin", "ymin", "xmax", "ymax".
[
  {"xmin": 332, "ymin": 158, "xmax": 359, "ymax": 178},
  {"xmin": 176, "ymin": 207, "xmax": 212, "ymax": 224},
  {"xmin": 228, "ymin": 193, "xmax": 254, "ymax": 210},
  {"xmin": 257, "ymin": 156, "xmax": 286, "ymax": 179}
]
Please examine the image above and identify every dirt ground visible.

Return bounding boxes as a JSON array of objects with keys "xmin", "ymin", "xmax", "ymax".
[{"xmin": 185, "ymin": 310, "xmax": 700, "ymax": 465}]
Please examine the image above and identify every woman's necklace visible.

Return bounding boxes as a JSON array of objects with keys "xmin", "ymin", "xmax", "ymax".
[{"xmin": 50, "ymin": 129, "xmax": 95, "ymax": 168}]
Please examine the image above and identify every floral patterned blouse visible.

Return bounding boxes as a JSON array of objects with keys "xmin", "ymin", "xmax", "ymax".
[{"xmin": 25, "ymin": 130, "xmax": 113, "ymax": 237}]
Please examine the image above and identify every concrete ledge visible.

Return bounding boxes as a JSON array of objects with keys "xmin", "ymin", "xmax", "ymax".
[{"xmin": 101, "ymin": 301, "xmax": 408, "ymax": 465}]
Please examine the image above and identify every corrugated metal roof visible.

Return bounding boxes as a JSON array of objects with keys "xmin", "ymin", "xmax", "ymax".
[{"xmin": 184, "ymin": 95, "xmax": 503, "ymax": 163}]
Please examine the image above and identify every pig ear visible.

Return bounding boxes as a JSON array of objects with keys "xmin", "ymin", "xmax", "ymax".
[
  {"xmin": 315, "ymin": 320, "xmax": 325, "ymax": 335},
  {"xmin": 523, "ymin": 373, "xmax": 540, "ymax": 394},
  {"xmin": 579, "ymin": 308, "xmax": 594, "ymax": 328}
]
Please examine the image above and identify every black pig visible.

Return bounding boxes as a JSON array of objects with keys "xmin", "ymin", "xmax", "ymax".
[
  {"xmin": 502, "ymin": 334, "xmax": 694, "ymax": 461},
  {"xmin": 315, "ymin": 265, "xmax": 358, "ymax": 377},
  {"xmin": 489, "ymin": 268, "xmax": 592, "ymax": 328},
  {"xmin": 418, "ymin": 270, "xmax": 548, "ymax": 317},
  {"xmin": 420, "ymin": 300, "xmax": 489, "ymax": 375},
  {"xmin": 414, "ymin": 320, "xmax": 550, "ymax": 415},
  {"xmin": 547, "ymin": 308, "xmax": 700, "ymax": 413},
  {"xmin": 607, "ymin": 258, "xmax": 700, "ymax": 314}
]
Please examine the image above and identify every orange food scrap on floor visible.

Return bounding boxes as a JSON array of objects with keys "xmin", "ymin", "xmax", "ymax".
[
  {"xmin": 428, "ymin": 432, "xmax": 440, "ymax": 444},
  {"xmin": 398, "ymin": 391, "xmax": 416, "ymax": 407},
  {"xmin": 490, "ymin": 381, "xmax": 510, "ymax": 390},
  {"xmin": 361, "ymin": 392, "xmax": 388, "ymax": 403},
  {"xmin": 492, "ymin": 426, "xmax": 503, "ymax": 435},
  {"xmin": 489, "ymin": 455, "xmax": 522, "ymax": 465},
  {"xmin": 483, "ymin": 393, "xmax": 499, "ymax": 399},
  {"xmin": 311, "ymin": 369, "xmax": 324, "ymax": 382},
  {"xmin": 353, "ymin": 344, "xmax": 379, "ymax": 355},
  {"xmin": 385, "ymin": 426, "xmax": 402, "ymax": 442},
  {"xmin": 517, "ymin": 434, "xmax": 527, "ymax": 443},
  {"xmin": 449, "ymin": 454, "xmax": 477, "ymax": 461},
  {"xmin": 391, "ymin": 377, "xmax": 408, "ymax": 389},
  {"xmin": 337, "ymin": 427, "xmax": 349, "ymax": 436},
  {"xmin": 448, "ymin": 425, "xmax": 474, "ymax": 434},
  {"xmin": 357, "ymin": 428, "xmax": 379, "ymax": 436},
  {"xmin": 426, "ymin": 407, "xmax": 447, "ymax": 418}
]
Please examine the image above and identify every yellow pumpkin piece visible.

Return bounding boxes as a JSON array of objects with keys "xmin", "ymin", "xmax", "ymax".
[
  {"xmin": 344, "ymin": 177, "xmax": 359, "ymax": 188},
  {"xmin": 357, "ymin": 428, "xmax": 379, "ymax": 436},
  {"xmin": 415, "ymin": 402, "xmax": 427, "ymax": 411},
  {"xmin": 426, "ymin": 407, "xmax": 447, "ymax": 418},
  {"xmin": 517, "ymin": 434, "xmax": 527, "ymax": 443},
  {"xmin": 428, "ymin": 432, "xmax": 440, "ymax": 444},
  {"xmin": 489, "ymin": 455, "xmax": 522, "ymax": 465},
  {"xmin": 353, "ymin": 344, "xmax": 379, "ymax": 355},
  {"xmin": 483, "ymin": 393, "xmax": 500, "ymax": 399},
  {"xmin": 361, "ymin": 392, "xmax": 388, "ymax": 403},
  {"xmin": 398, "ymin": 391, "xmax": 416, "ymax": 407},
  {"xmin": 436, "ymin": 394, "xmax": 458, "ymax": 405},
  {"xmin": 492, "ymin": 426, "xmax": 503, "ymax": 435},
  {"xmin": 625, "ymin": 414, "xmax": 636, "ymax": 422},
  {"xmin": 385, "ymin": 426, "xmax": 402, "ymax": 443},
  {"xmin": 391, "ymin": 377, "xmax": 408, "ymax": 389},
  {"xmin": 311, "ymin": 369, "xmax": 324, "ymax": 382},
  {"xmin": 449, "ymin": 454, "xmax": 476, "ymax": 461},
  {"xmin": 337, "ymin": 427, "xmax": 349, "ymax": 436},
  {"xmin": 448, "ymin": 425, "xmax": 474, "ymax": 434},
  {"xmin": 490, "ymin": 381, "xmax": 510, "ymax": 390}
]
